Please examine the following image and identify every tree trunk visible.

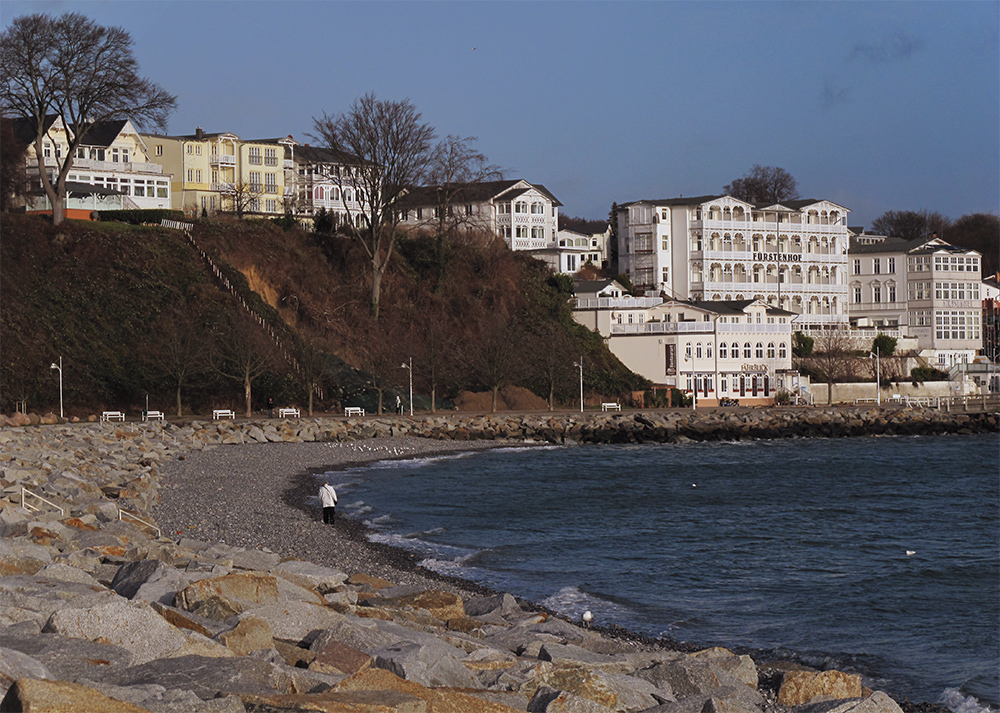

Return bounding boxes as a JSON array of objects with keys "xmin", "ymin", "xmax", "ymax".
[
  {"xmin": 377, "ymin": 389, "xmax": 383, "ymax": 415},
  {"xmin": 176, "ymin": 384, "xmax": 183, "ymax": 418},
  {"xmin": 431, "ymin": 386, "xmax": 436, "ymax": 414},
  {"xmin": 370, "ymin": 258, "xmax": 384, "ymax": 320},
  {"xmin": 308, "ymin": 386, "xmax": 314, "ymax": 417},
  {"xmin": 244, "ymin": 372, "xmax": 252, "ymax": 417},
  {"xmin": 491, "ymin": 386, "xmax": 499, "ymax": 413}
]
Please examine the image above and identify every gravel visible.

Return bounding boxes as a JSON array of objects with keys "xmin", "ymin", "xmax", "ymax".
[{"xmin": 152, "ymin": 437, "xmax": 510, "ymax": 597}]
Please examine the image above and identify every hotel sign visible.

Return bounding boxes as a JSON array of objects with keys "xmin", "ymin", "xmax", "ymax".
[
  {"xmin": 741, "ymin": 364, "xmax": 769, "ymax": 373},
  {"xmin": 753, "ymin": 252, "xmax": 802, "ymax": 263}
]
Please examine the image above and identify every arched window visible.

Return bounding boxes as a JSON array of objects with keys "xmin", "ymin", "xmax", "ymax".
[
  {"xmin": 719, "ymin": 342, "xmax": 728, "ymax": 359},
  {"xmin": 331, "ymin": 187, "xmax": 340, "ymax": 201},
  {"xmin": 696, "ymin": 343, "xmax": 703, "ymax": 359},
  {"xmin": 685, "ymin": 343, "xmax": 692, "ymax": 359},
  {"xmin": 779, "ymin": 342, "xmax": 787, "ymax": 359},
  {"xmin": 744, "ymin": 342, "xmax": 752, "ymax": 359},
  {"xmin": 767, "ymin": 342, "xmax": 776, "ymax": 358},
  {"xmin": 707, "ymin": 343, "xmax": 713, "ymax": 358},
  {"xmin": 756, "ymin": 343, "xmax": 764, "ymax": 358}
]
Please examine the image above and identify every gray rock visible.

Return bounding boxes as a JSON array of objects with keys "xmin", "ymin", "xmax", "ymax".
[
  {"xmin": 44, "ymin": 597, "xmax": 190, "ymax": 664},
  {"xmin": 270, "ymin": 560, "xmax": 347, "ymax": 593},
  {"xmin": 795, "ymin": 692, "xmax": 905, "ymax": 713},
  {"xmin": 539, "ymin": 642, "xmax": 632, "ymax": 673},
  {"xmin": 235, "ymin": 600, "xmax": 348, "ymax": 643},
  {"xmin": 640, "ymin": 685, "xmax": 764, "ymax": 713},
  {"xmin": 372, "ymin": 640, "xmax": 481, "ymax": 689},
  {"xmin": 0, "ymin": 646, "xmax": 52, "ymax": 698},
  {"xmin": 1, "ymin": 631, "xmax": 132, "ymax": 683},
  {"xmin": 109, "ymin": 654, "xmax": 287, "ymax": 701},
  {"xmin": 112, "ymin": 559, "xmax": 173, "ymax": 599},
  {"xmin": 528, "ymin": 685, "xmax": 614, "ymax": 712}
]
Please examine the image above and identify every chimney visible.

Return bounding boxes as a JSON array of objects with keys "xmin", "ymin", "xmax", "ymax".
[{"xmin": 195, "ymin": 127, "xmax": 204, "ymax": 141}]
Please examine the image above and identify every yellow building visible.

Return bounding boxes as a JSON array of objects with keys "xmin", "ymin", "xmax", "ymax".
[{"xmin": 142, "ymin": 128, "xmax": 295, "ymax": 218}]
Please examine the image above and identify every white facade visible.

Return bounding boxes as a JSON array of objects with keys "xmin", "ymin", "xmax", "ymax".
[
  {"xmin": 11, "ymin": 115, "xmax": 171, "ymax": 213},
  {"xmin": 848, "ymin": 233, "xmax": 983, "ymax": 366},
  {"xmin": 398, "ymin": 179, "xmax": 561, "ymax": 252},
  {"xmin": 289, "ymin": 144, "xmax": 366, "ymax": 228},
  {"xmin": 572, "ymin": 291, "xmax": 795, "ymax": 405},
  {"xmin": 616, "ymin": 195, "xmax": 850, "ymax": 331}
]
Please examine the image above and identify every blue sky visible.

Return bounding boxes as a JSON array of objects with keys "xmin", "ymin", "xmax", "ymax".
[{"xmin": 3, "ymin": 1, "xmax": 998, "ymax": 227}]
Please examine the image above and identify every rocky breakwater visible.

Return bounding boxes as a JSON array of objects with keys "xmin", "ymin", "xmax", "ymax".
[{"xmin": 0, "ymin": 420, "xmax": 962, "ymax": 712}]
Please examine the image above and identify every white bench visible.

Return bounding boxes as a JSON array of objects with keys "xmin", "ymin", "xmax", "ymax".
[
  {"xmin": 101, "ymin": 411, "xmax": 125, "ymax": 422},
  {"xmin": 213, "ymin": 409, "xmax": 235, "ymax": 420},
  {"xmin": 145, "ymin": 410, "xmax": 165, "ymax": 421},
  {"xmin": 344, "ymin": 406, "xmax": 365, "ymax": 417},
  {"xmin": 278, "ymin": 408, "xmax": 300, "ymax": 418},
  {"xmin": 601, "ymin": 403, "xmax": 621, "ymax": 412}
]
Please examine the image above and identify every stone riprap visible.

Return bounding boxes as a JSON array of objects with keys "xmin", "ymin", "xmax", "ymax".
[{"xmin": 0, "ymin": 411, "xmax": 982, "ymax": 712}]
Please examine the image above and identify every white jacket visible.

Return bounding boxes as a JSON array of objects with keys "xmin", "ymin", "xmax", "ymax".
[{"xmin": 319, "ymin": 483, "xmax": 338, "ymax": 508}]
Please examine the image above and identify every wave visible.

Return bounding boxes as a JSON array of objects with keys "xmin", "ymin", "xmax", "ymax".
[{"xmin": 940, "ymin": 688, "xmax": 997, "ymax": 713}]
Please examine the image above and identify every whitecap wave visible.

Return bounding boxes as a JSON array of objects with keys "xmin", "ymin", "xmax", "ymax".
[{"xmin": 940, "ymin": 688, "xmax": 996, "ymax": 713}]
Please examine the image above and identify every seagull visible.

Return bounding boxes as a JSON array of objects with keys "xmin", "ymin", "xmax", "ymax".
[
  {"xmin": 582, "ymin": 611, "xmax": 593, "ymax": 625},
  {"xmin": 691, "ymin": 484, "xmax": 697, "ymax": 488},
  {"xmin": 905, "ymin": 550, "xmax": 916, "ymax": 556}
]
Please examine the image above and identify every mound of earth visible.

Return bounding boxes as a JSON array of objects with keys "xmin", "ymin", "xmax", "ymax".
[{"xmin": 454, "ymin": 385, "xmax": 549, "ymax": 411}]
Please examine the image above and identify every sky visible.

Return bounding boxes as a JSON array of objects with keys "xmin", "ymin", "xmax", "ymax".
[{"xmin": 3, "ymin": 1, "xmax": 998, "ymax": 228}]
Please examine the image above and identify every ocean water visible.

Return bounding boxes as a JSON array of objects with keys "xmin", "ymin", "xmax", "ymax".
[{"xmin": 318, "ymin": 433, "xmax": 1000, "ymax": 710}]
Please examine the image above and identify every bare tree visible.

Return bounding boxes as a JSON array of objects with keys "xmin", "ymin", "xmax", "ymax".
[
  {"xmin": 1, "ymin": 12, "xmax": 176, "ymax": 225},
  {"xmin": 724, "ymin": 165, "xmax": 799, "ymax": 204},
  {"xmin": 214, "ymin": 314, "xmax": 278, "ymax": 417},
  {"xmin": 807, "ymin": 327, "xmax": 856, "ymax": 405},
  {"xmin": 526, "ymin": 320, "xmax": 577, "ymax": 411},
  {"xmin": 311, "ymin": 94, "xmax": 436, "ymax": 320},
  {"xmin": 870, "ymin": 209, "xmax": 951, "ymax": 241},
  {"xmin": 144, "ymin": 307, "xmax": 214, "ymax": 417},
  {"xmin": 469, "ymin": 314, "xmax": 524, "ymax": 413},
  {"xmin": 421, "ymin": 135, "xmax": 504, "ymax": 290},
  {"xmin": 221, "ymin": 180, "xmax": 264, "ymax": 219},
  {"xmin": 0, "ymin": 118, "xmax": 28, "ymax": 212}
]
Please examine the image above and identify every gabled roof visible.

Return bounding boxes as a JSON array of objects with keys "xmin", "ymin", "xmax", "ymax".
[
  {"xmin": 4, "ymin": 115, "xmax": 132, "ymax": 148},
  {"xmin": 294, "ymin": 144, "xmax": 362, "ymax": 166},
  {"xmin": 399, "ymin": 179, "xmax": 562, "ymax": 208},
  {"xmin": 574, "ymin": 279, "xmax": 624, "ymax": 295},
  {"xmin": 618, "ymin": 195, "xmax": 727, "ymax": 209},
  {"xmin": 849, "ymin": 235, "xmax": 981, "ymax": 257}
]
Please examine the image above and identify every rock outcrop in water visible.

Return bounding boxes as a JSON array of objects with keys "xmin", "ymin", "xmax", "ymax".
[{"xmin": 0, "ymin": 413, "xmax": 978, "ymax": 712}]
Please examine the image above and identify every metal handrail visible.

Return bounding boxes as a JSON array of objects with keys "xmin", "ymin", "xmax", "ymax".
[
  {"xmin": 20, "ymin": 486, "xmax": 65, "ymax": 515},
  {"xmin": 118, "ymin": 507, "xmax": 161, "ymax": 538}
]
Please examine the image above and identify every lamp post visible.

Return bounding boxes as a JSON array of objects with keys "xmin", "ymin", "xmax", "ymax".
[
  {"xmin": 399, "ymin": 358, "xmax": 413, "ymax": 416},
  {"xmin": 573, "ymin": 357, "xmax": 583, "ymax": 412},
  {"xmin": 50, "ymin": 357, "xmax": 63, "ymax": 419},
  {"xmin": 869, "ymin": 351, "xmax": 881, "ymax": 406}
]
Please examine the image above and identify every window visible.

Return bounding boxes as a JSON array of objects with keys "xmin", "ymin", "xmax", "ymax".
[
  {"xmin": 249, "ymin": 171, "xmax": 261, "ymax": 190},
  {"xmin": 265, "ymin": 147, "xmax": 277, "ymax": 166},
  {"xmin": 662, "ymin": 267, "xmax": 669, "ymax": 283},
  {"xmin": 767, "ymin": 343, "xmax": 775, "ymax": 358},
  {"xmin": 873, "ymin": 285, "xmax": 881, "ymax": 303},
  {"xmin": 888, "ymin": 285, "xmax": 896, "ymax": 302},
  {"xmin": 888, "ymin": 257, "xmax": 895, "ymax": 273},
  {"xmin": 466, "ymin": 204, "xmax": 473, "ymax": 216},
  {"xmin": 779, "ymin": 342, "xmax": 787, "ymax": 359},
  {"xmin": 266, "ymin": 199, "xmax": 276, "ymax": 212},
  {"xmin": 854, "ymin": 286, "xmax": 862, "ymax": 303},
  {"xmin": 873, "ymin": 258, "xmax": 881, "ymax": 274},
  {"xmin": 707, "ymin": 343, "xmax": 713, "ymax": 358},
  {"xmin": 498, "ymin": 203, "xmax": 511, "ymax": 214},
  {"xmin": 744, "ymin": 343, "xmax": 752, "ymax": 359},
  {"xmin": 265, "ymin": 173, "xmax": 277, "ymax": 193},
  {"xmin": 156, "ymin": 145, "xmax": 163, "ymax": 156},
  {"xmin": 719, "ymin": 342, "xmax": 728, "ymax": 359},
  {"xmin": 756, "ymin": 343, "xmax": 764, "ymax": 358},
  {"xmin": 531, "ymin": 202, "xmax": 544, "ymax": 214},
  {"xmin": 187, "ymin": 169, "xmax": 193, "ymax": 182},
  {"xmin": 515, "ymin": 201, "xmax": 527, "ymax": 213},
  {"xmin": 416, "ymin": 207, "xmax": 423, "ymax": 220},
  {"xmin": 248, "ymin": 146, "xmax": 262, "ymax": 165},
  {"xmin": 696, "ymin": 343, "xmax": 703, "ymax": 359}
]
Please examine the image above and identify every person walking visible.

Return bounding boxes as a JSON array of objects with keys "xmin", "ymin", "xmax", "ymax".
[
  {"xmin": 319, "ymin": 482, "xmax": 338, "ymax": 524},
  {"xmin": 395, "ymin": 394, "xmax": 402, "ymax": 415}
]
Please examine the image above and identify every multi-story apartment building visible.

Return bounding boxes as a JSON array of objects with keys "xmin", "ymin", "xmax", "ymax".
[
  {"xmin": 398, "ymin": 180, "xmax": 561, "ymax": 251},
  {"xmin": 615, "ymin": 195, "xmax": 850, "ymax": 331},
  {"xmin": 8, "ymin": 115, "xmax": 171, "ymax": 218},
  {"xmin": 288, "ymin": 144, "xmax": 366, "ymax": 229},
  {"xmin": 142, "ymin": 128, "xmax": 294, "ymax": 218},
  {"xmin": 572, "ymin": 282, "xmax": 796, "ymax": 405},
  {"xmin": 848, "ymin": 232, "xmax": 983, "ymax": 366}
]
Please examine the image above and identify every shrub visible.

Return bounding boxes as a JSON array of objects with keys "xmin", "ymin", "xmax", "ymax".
[
  {"xmin": 911, "ymin": 366, "xmax": 948, "ymax": 382},
  {"xmin": 97, "ymin": 209, "xmax": 185, "ymax": 225}
]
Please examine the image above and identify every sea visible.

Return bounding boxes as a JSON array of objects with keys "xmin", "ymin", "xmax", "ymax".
[{"xmin": 317, "ymin": 433, "xmax": 999, "ymax": 712}]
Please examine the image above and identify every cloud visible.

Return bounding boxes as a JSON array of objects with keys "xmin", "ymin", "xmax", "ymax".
[
  {"xmin": 821, "ymin": 78, "xmax": 852, "ymax": 110},
  {"xmin": 849, "ymin": 31, "xmax": 925, "ymax": 64}
]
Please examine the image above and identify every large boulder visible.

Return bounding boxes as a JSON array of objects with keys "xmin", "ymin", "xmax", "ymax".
[
  {"xmin": 0, "ymin": 678, "xmax": 153, "ymax": 713},
  {"xmin": 372, "ymin": 640, "xmax": 481, "ymax": 690},
  {"xmin": 174, "ymin": 572, "xmax": 280, "ymax": 621},
  {"xmin": 108, "ymin": 654, "xmax": 287, "ymax": 701},
  {"xmin": 43, "ymin": 598, "xmax": 190, "ymax": 665},
  {"xmin": 778, "ymin": 670, "xmax": 863, "ymax": 706}
]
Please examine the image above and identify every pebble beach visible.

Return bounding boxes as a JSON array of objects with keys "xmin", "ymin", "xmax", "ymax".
[{"xmin": 153, "ymin": 438, "xmax": 510, "ymax": 597}]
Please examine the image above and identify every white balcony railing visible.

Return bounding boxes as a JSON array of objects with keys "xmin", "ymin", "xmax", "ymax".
[
  {"xmin": 611, "ymin": 321, "xmax": 715, "ymax": 335},
  {"xmin": 573, "ymin": 296, "xmax": 664, "ymax": 310},
  {"xmin": 71, "ymin": 158, "xmax": 163, "ymax": 174},
  {"xmin": 210, "ymin": 155, "xmax": 237, "ymax": 167}
]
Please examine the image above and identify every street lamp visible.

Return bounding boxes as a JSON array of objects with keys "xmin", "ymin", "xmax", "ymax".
[
  {"xmin": 869, "ymin": 351, "xmax": 881, "ymax": 406},
  {"xmin": 399, "ymin": 358, "xmax": 413, "ymax": 416},
  {"xmin": 572, "ymin": 357, "xmax": 583, "ymax": 412},
  {"xmin": 50, "ymin": 357, "xmax": 63, "ymax": 419}
]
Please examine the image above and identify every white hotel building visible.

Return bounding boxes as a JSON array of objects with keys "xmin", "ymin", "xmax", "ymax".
[
  {"xmin": 616, "ymin": 195, "xmax": 850, "ymax": 331},
  {"xmin": 848, "ymin": 232, "xmax": 983, "ymax": 366},
  {"xmin": 572, "ymin": 280, "xmax": 797, "ymax": 405}
]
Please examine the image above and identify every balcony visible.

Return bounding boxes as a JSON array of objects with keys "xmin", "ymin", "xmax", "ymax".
[
  {"xmin": 573, "ymin": 296, "xmax": 663, "ymax": 310},
  {"xmin": 611, "ymin": 321, "xmax": 714, "ymax": 335},
  {"xmin": 210, "ymin": 155, "xmax": 237, "ymax": 167},
  {"xmin": 212, "ymin": 182, "xmax": 235, "ymax": 193},
  {"xmin": 512, "ymin": 238, "xmax": 548, "ymax": 250},
  {"xmin": 284, "ymin": 159, "xmax": 295, "ymax": 169},
  {"xmin": 71, "ymin": 158, "xmax": 163, "ymax": 174}
]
